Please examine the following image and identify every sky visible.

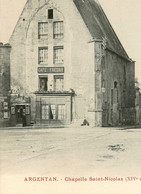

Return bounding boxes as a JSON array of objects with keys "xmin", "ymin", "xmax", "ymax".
[{"xmin": 0, "ymin": 0, "xmax": 141, "ymax": 82}]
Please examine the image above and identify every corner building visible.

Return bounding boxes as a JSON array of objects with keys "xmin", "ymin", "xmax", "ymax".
[{"xmin": 9, "ymin": 0, "xmax": 136, "ymax": 126}]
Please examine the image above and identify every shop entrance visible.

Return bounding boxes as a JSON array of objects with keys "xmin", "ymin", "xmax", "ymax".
[{"xmin": 16, "ymin": 105, "xmax": 25, "ymax": 124}]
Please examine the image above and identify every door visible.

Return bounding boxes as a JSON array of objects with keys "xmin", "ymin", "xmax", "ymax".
[{"xmin": 16, "ymin": 105, "xmax": 25, "ymax": 124}]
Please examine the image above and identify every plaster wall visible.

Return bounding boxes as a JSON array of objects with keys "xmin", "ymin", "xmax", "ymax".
[{"xmin": 9, "ymin": 0, "xmax": 95, "ymax": 125}]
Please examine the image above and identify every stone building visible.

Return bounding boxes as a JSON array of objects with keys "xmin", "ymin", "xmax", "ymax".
[
  {"xmin": 135, "ymin": 79, "xmax": 141, "ymax": 124},
  {"xmin": 9, "ymin": 0, "xmax": 136, "ymax": 127},
  {"xmin": 0, "ymin": 43, "xmax": 11, "ymax": 126}
]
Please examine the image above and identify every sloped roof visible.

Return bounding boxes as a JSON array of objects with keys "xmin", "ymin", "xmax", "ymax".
[{"xmin": 73, "ymin": 0, "xmax": 129, "ymax": 59}]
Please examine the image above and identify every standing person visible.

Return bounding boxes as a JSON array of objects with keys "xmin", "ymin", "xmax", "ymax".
[{"xmin": 22, "ymin": 110, "xmax": 26, "ymax": 127}]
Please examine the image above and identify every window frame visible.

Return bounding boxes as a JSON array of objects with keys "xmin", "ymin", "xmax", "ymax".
[
  {"xmin": 39, "ymin": 75, "xmax": 48, "ymax": 92},
  {"xmin": 58, "ymin": 104, "xmax": 65, "ymax": 120},
  {"xmin": 41, "ymin": 104, "xmax": 49, "ymax": 120},
  {"xmin": 50, "ymin": 104, "xmax": 56, "ymax": 120},
  {"xmin": 54, "ymin": 75, "xmax": 64, "ymax": 91},
  {"xmin": 48, "ymin": 9, "xmax": 53, "ymax": 19},
  {"xmin": 53, "ymin": 21, "xmax": 64, "ymax": 39},
  {"xmin": 41, "ymin": 104, "xmax": 57, "ymax": 120},
  {"xmin": 38, "ymin": 47, "xmax": 48, "ymax": 65},
  {"xmin": 38, "ymin": 22, "xmax": 48, "ymax": 39},
  {"xmin": 41, "ymin": 104, "xmax": 65, "ymax": 120},
  {"xmin": 53, "ymin": 46, "xmax": 64, "ymax": 65}
]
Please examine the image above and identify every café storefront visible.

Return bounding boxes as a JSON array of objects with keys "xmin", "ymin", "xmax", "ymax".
[
  {"xmin": 35, "ymin": 92, "xmax": 73, "ymax": 125},
  {"xmin": 35, "ymin": 66, "xmax": 74, "ymax": 125}
]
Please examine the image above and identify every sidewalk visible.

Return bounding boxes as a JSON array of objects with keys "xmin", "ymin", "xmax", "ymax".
[{"xmin": 0, "ymin": 124, "xmax": 141, "ymax": 130}]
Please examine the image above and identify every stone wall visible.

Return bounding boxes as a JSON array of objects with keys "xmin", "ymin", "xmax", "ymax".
[
  {"xmin": 9, "ymin": 0, "xmax": 136, "ymax": 127},
  {"xmin": 103, "ymin": 48, "xmax": 136, "ymax": 126}
]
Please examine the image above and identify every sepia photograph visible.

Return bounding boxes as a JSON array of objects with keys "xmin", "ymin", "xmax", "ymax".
[{"xmin": 0, "ymin": 0, "xmax": 141, "ymax": 193}]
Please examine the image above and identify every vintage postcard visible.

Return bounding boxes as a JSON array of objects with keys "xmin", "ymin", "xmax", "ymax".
[{"xmin": 0, "ymin": 0, "xmax": 141, "ymax": 193}]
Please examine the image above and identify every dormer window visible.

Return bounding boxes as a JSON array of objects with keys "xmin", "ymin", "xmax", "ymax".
[{"xmin": 48, "ymin": 9, "xmax": 53, "ymax": 19}]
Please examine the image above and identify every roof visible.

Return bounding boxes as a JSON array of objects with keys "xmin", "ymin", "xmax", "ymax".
[{"xmin": 73, "ymin": 0, "xmax": 129, "ymax": 59}]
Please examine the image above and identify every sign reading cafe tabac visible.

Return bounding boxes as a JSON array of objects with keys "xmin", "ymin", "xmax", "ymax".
[{"xmin": 38, "ymin": 67, "xmax": 64, "ymax": 73}]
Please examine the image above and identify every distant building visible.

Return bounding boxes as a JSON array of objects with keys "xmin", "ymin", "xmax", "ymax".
[
  {"xmin": 0, "ymin": 43, "xmax": 11, "ymax": 126},
  {"xmin": 9, "ymin": 0, "xmax": 136, "ymax": 127}
]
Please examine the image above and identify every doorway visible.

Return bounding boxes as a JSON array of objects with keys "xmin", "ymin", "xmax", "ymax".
[{"xmin": 16, "ymin": 105, "xmax": 25, "ymax": 124}]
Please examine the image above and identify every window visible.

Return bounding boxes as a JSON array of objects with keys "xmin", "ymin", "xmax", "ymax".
[
  {"xmin": 38, "ymin": 22, "xmax": 48, "ymax": 39},
  {"xmin": 54, "ymin": 47, "xmax": 64, "ymax": 64},
  {"xmin": 41, "ymin": 104, "xmax": 56, "ymax": 120},
  {"xmin": 53, "ymin": 21, "xmax": 63, "ymax": 39},
  {"xmin": 54, "ymin": 75, "xmax": 64, "ymax": 91},
  {"xmin": 50, "ymin": 105, "xmax": 56, "ymax": 120},
  {"xmin": 114, "ymin": 81, "xmax": 118, "ymax": 88},
  {"xmin": 39, "ymin": 48, "xmax": 48, "ymax": 64},
  {"xmin": 39, "ymin": 76, "xmax": 48, "ymax": 91},
  {"xmin": 42, "ymin": 105, "xmax": 49, "ymax": 120},
  {"xmin": 58, "ymin": 105, "xmax": 65, "ymax": 120},
  {"xmin": 41, "ymin": 104, "xmax": 65, "ymax": 120},
  {"xmin": 48, "ymin": 9, "xmax": 53, "ymax": 19}
]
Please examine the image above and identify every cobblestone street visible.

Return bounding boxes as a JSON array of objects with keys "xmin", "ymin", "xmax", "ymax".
[{"xmin": 0, "ymin": 126, "xmax": 141, "ymax": 194}]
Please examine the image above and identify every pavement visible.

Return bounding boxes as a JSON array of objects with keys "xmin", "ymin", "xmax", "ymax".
[{"xmin": 0, "ymin": 126, "xmax": 141, "ymax": 194}]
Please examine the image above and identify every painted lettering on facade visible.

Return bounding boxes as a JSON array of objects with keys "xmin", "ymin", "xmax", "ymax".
[{"xmin": 38, "ymin": 67, "xmax": 64, "ymax": 73}]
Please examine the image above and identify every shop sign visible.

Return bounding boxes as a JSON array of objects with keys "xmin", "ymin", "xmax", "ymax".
[
  {"xmin": 38, "ymin": 67, "xmax": 64, "ymax": 73},
  {"xmin": 10, "ymin": 95, "xmax": 30, "ymax": 103}
]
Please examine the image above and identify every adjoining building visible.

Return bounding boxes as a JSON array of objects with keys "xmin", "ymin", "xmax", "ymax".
[
  {"xmin": 0, "ymin": 43, "xmax": 11, "ymax": 126},
  {"xmin": 9, "ymin": 0, "xmax": 136, "ymax": 127}
]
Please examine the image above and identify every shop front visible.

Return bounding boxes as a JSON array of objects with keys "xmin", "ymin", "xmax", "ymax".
[
  {"xmin": 35, "ymin": 92, "xmax": 73, "ymax": 126},
  {"xmin": 10, "ymin": 95, "xmax": 31, "ymax": 126}
]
